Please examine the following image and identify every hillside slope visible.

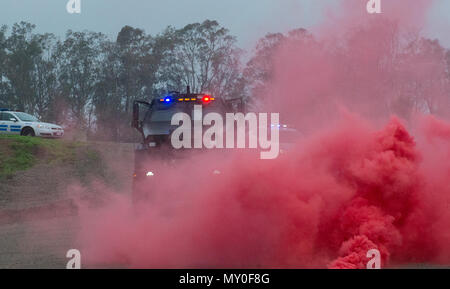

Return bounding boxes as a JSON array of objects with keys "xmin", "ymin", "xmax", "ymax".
[
  {"xmin": 0, "ymin": 136, "xmax": 134, "ymax": 268},
  {"xmin": 0, "ymin": 135, "xmax": 133, "ymax": 210}
]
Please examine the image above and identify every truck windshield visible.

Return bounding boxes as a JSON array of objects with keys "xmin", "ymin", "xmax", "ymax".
[
  {"xmin": 14, "ymin": 112, "xmax": 38, "ymax": 122},
  {"xmin": 149, "ymin": 101, "xmax": 225, "ymax": 123},
  {"xmin": 150, "ymin": 108, "xmax": 182, "ymax": 122}
]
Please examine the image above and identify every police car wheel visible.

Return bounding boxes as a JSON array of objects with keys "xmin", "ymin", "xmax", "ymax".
[{"xmin": 21, "ymin": 127, "xmax": 35, "ymax": 137}]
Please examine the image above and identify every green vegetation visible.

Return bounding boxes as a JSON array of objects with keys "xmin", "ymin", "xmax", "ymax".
[
  {"xmin": 0, "ymin": 135, "xmax": 106, "ymax": 182},
  {"xmin": 0, "ymin": 135, "xmax": 39, "ymax": 178}
]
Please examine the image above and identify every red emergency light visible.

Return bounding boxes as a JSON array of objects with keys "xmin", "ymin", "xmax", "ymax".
[{"xmin": 202, "ymin": 95, "xmax": 212, "ymax": 103}]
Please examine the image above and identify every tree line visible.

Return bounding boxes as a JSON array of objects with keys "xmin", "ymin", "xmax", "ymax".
[
  {"xmin": 0, "ymin": 20, "xmax": 248, "ymax": 141},
  {"xmin": 1, "ymin": 20, "xmax": 449, "ymax": 141}
]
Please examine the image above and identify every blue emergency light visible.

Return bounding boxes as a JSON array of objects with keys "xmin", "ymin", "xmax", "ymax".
[{"xmin": 159, "ymin": 94, "xmax": 215, "ymax": 103}]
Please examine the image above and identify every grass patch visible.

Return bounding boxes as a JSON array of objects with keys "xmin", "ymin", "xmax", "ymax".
[
  {"xmin": 0, "ymin": 136, "xmax": 39, "ymax": 179},
  {"xmin": 0, "ymin": 135, "xmax": 108, "ymax": 183}
]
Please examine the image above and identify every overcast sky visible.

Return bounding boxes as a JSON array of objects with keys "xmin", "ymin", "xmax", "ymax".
[{"xmin": 1, "ymin": 0, "xmax": 449, "ymax": 49}]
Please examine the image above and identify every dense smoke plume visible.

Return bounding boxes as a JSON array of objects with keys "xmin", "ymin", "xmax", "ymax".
[{"xmin": 77, "ymin": 0, "xmax": 450, "ymax": 268}]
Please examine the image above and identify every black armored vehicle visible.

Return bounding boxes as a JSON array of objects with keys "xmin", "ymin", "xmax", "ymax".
[{"xmin": 131, "ymin": 87, "xmax": 244, "ymax": 202}]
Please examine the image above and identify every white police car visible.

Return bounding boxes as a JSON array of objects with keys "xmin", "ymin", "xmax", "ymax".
[{"xmin": 0, "ymin": 109, "xmax": 64, "ymax": 138}]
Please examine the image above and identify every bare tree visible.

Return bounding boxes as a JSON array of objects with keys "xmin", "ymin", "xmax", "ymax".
[
  {"xmin": 157, "ymin": 20, "xmax": 244, "ymax": 99},
  {"xmin": 55, "ymin": 30, "xmax": 106, "ymax": 130}
]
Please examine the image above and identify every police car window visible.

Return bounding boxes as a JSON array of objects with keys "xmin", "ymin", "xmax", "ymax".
[
  {"xmin": 14, "ymin": 112, "xmax": 37, "ymax": 122},
  {"xmin": 1, "ymin": 113, "xmax": 16, "ymax": 121}
]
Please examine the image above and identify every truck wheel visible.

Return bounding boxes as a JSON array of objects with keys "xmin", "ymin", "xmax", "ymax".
[{"xmin": 21, "ymin": 127, "xmax": 35, "ymax": 137}]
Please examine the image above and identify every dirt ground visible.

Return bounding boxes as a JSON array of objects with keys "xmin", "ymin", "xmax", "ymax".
[{"xmin": 0, "ymin": 141, "xmax": 135, "ymax": 269}]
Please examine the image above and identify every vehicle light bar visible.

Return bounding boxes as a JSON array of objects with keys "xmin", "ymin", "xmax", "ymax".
[{"xmin": 159, "ymin": 94, "xmax": 215, "ymax": 103}]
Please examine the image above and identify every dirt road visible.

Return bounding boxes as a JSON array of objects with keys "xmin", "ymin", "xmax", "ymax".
[{"xmin": 0, "ymin": 141, "xmax": 134, "ymax": 268}]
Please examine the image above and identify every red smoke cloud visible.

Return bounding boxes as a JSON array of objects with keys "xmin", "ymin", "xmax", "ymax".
[
  {"xmin": 77, "ymin": 0, "xmax": 450, "ymax": 268},
  {"xmin": 78, "ymin": 116, "xmax": 450, "ymax": 268}
]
